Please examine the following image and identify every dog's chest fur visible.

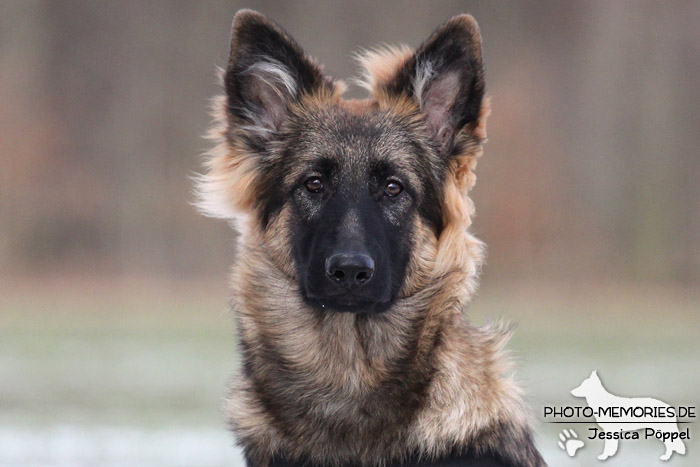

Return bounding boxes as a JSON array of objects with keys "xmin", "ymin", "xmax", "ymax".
[{"xmin": 224, "ymin": 242, "xmax": 541, "ymax": 466}]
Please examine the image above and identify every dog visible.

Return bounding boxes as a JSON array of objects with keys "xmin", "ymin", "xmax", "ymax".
[
  {"xmin": 571, "ymin": 370, "xmax": 686, "ymax": 461},
  {"xmin": 196, "ymin": 9, "xmax": 545, "ymax": 467}
]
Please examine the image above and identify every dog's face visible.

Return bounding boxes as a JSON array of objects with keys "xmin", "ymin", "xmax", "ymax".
[
  {"xmin": 200, "ymin": 10, "xmax": 486, "ymax": 313},
  {"xmin": 282, "ymin": 107, "xmax": 446, "ymax": 313}
]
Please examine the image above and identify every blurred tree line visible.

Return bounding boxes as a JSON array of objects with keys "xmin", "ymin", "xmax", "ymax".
[{"xmin": 1, "ymin": 0, "xmax": 698, "ymax": 284}]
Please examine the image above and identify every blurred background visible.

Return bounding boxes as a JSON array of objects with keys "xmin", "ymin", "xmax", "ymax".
[{"xmin": 1, "ymin": 1, "xmax": 698, "ymax": 465}]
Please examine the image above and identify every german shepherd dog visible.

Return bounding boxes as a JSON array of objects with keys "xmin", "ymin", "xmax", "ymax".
[{"xmin": 196, "ymin": 9, "xmax": 544, "ymax": 467}]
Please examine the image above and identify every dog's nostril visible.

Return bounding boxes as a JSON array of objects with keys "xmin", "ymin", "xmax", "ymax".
[
  {"xmin": 332, "ymin": 270, "xmax": 345, "ymax": 281},
  {"xmin": 356, "ymin": 271, "xmax": 368, "ymax": 283}
]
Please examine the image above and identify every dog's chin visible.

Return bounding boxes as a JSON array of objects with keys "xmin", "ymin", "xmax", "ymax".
[{"xmin": 303, "ymin": 294, "xmax": 393, "ymax": 314}]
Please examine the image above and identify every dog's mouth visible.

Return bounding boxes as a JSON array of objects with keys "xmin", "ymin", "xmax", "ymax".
[{"xmin": 303, "ymin": 292, "xmax": 393, "ymax": 314}]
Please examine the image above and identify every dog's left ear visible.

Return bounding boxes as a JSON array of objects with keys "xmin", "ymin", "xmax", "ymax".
[{"xmin": 368, "ymin": 15, "xmax": 486, "ymax": 156}]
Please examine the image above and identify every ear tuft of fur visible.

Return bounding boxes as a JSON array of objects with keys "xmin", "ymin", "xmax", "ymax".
[{"xmin": 354, "ymin": 45, "xmax": 414, "ymax": 94}]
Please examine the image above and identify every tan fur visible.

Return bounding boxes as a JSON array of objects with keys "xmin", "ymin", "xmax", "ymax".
[{"xmin": 355, "ymin": 45, "xmax": 414, "ymax": 93}]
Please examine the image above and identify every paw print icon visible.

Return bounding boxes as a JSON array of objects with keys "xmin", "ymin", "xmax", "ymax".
[{"xmin": 558, "ymin": 428, "xmax": 585, "ymax": 457}]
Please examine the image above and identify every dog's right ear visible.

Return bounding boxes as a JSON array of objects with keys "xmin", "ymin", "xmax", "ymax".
[{"xmin": 224, "ymin": 10, "xmax": 336, "ymax": 137}]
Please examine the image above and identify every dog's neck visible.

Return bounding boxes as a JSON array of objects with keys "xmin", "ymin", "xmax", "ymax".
[{"xmin": 225, "ymin": 240, "xmax": 541, "ymax": 466}]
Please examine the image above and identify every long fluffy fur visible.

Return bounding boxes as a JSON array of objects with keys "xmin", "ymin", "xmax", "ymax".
[{"xmin": 197, "ymin": 21, "xmax": 543, "ymax": 467}]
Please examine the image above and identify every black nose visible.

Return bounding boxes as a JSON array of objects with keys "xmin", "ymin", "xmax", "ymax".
[{"xmin": 325, "ymin": 252, "xmax": 375, "ymax": 288}]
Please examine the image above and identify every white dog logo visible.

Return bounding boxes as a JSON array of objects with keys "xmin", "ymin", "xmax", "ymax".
[{"xmin": 571, "ymin": 370, "xmax": 686, "ymax": 461}]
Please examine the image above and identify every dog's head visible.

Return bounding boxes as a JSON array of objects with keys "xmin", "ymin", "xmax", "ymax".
[
  {"xmin": 197, "ymin": 10, "xmax": 488, "ymax": 313},
  {"xmin": 571, "ymin": 370, "xmax": 602, "ymax": 398}
]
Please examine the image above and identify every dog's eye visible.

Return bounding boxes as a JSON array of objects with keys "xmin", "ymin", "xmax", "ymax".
[
  {"xmin": 384, "ymin": 180, "xmax": 403, "ymax": 197},
  {"xmin": 305, "ymin": 176, "xmax": 324, "ymax": 193}
]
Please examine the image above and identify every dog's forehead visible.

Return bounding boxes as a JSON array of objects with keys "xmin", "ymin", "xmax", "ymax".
[{"xmin": 284, "ymin": 103, "xmax": 424, "ymax": 184}]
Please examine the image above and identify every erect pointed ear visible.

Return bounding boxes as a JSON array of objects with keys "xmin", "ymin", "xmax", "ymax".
[
  {"xmin": 369, "ymin": 15, "xmax": 486, "ymax": 156},
  {"xmin": 224, "ymin": 10, "xmax": 336, "ymax": 136}
]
